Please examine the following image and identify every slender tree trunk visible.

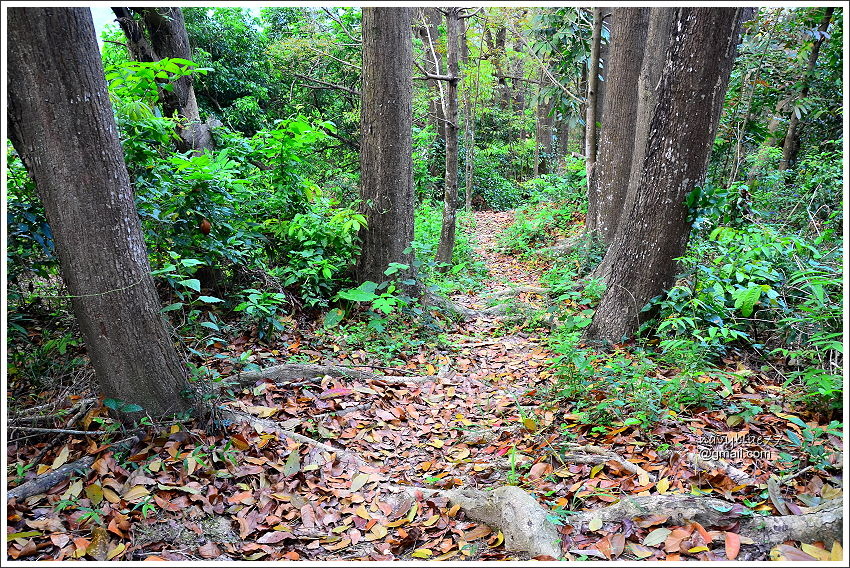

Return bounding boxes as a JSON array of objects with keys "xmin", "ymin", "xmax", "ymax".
[
  {"xmin": 7, "ymin": 7, "xmax": 193, "ymax": 417},
  {"xmin": 356, "ymin": 8, "xmax": 416, "ymax": 291},
  {"xmin": 589, "ymin": 8, "xmax": 650, "ymax": 245},
  {"xmin": 584, "ymin": 8, "xmax": 751, "ymax": 343},
  {"xmin": 464, "ymin": 11, "xmax": 487, "ymax": 212},
  {"xmin": 779, "ymin": 7, "xmax": 834, "ymax": 171},
  {"xmin": 584, "ymin": 7, "xmax": 604, "ymax": 231},
  {"xmin": 113, "ymin": 7, "xmax": 213, "ymax": 152},
  {"xmin": 435, "ymin": 8, "xmax": 462, "ymax": 269}
]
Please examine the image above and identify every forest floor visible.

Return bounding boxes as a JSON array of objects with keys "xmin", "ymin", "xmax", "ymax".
[{"xmin": 6, "ymin": 211, "xmax": 844, "ymax": 562}]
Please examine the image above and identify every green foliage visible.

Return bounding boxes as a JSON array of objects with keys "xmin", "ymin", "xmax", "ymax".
[{"xmin": 412, "ymin": 200, "xmax": 486, "ymax": 295}]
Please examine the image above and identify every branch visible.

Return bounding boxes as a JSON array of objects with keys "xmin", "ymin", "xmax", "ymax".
[
  {"xmin": 303, "ymin": 45, "xmax": 361, "ymax": 70},
  {"xmin": 321, "ymin": 8, "xmax": 361, "ymax": 44},
  {"xmin": 292, "ymin": 73, "xmax": 360, "ymax": 97},
  {"xmin": 459, "ymin": 7, "xmax": 483, "ymax": 20}
]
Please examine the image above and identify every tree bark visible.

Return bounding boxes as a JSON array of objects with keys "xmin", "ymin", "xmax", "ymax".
[
  {"xmin": 779, "ymin": 7, "xmax": 834, "ymax": 171},
  {"xmin": 588, "ymin": 8, "xmax": 649, "ymax": 245},
  {"xmin": 113, "ymin": 7, "xmax": 213, "ymax": 152},
  {"xmin": 356, "ymin": 8, "xmax": 416, "ymax": 290},
  {"xmin": 583, "ymin": 8, "xmax": 604, "ymax": 233},
  {"xmin": 435, "ymin": 8, "xmax": 462, "ymax": 270},
  {"xmin": 7, "ymin": 7, "xmax": 193, "ymax": 417},
  {"xmin": 585, "ymin": 8, "xmax": 752, "ymax": 343},
  {"xmin": 464, "ymin": 11, "xmax": 487, "ymax": 211}
]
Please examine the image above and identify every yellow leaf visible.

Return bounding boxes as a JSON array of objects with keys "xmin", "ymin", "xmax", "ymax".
[
  {"xmin": 638, "ymin": 471, "xmax": 651, "ymax": 486},
  {"xmin": 247, "ymin": 405, "xmax": 278, "ymax": 418},
  {"xmin": 426, "ymin": 364, "xmax": 436, "ymax": 375},
  {"xmin": 422, "ymin": 515, "xmax": 440, "ymax": 527},
  {"xmin": 122, "ymin": 485, "xmax": 149, "ymax": 503},
  {"xmin": 590, "ymin": 464, "xmax": 605, "ymax": 478},
  {"xmin": 448, "ymin": 504, "xmax": 461, "ymax": 517},
  {"xmin": 451, "ymin": 448, "xmax": 471, "ymax": 461},
  {"xmin": 588, "ymin": 517, "xmax": 603, "ymax": 532},
  {"xmin": 406, "ymin": 502, "xmax": 418, "ymax": 522},
  {"xmin": 411, "ymin": 549, "xmax": 433, "ymax": 558},
  {"xmin": 102, "ymin": 487, "xmax": 121, "ymax": 504},
  {"xmin": 350, "ymin": 473, "xmax": 370, "ymax": 493},
  {"xmin": 185, "ymin": 456, "xmax": 197, "ymax": 476},
  {"xmin": 822, "ymin": 485, "xmax": 842, "ymax": 499},
  {"xmin": 37, "ymin": 464, "xmax": 51, "ymax": 475},
  {"xmin": 85, "ymin": 484, "xmax": 103, "ymax": 506},
  {"xmin": 492, "ymin": 531, "xmax": 504, "ymax": 547},
  {"xmin": 830, "ymin": 541, "xmax": 843, "ymax": 561},
  {"xmin": 87, "ymin": 527, "xmax": 110, "ymax": 561},
  {"xmin": 428, "ymin": 439, "xmax": 445, "ymax": 449},
  {"xmin": 656, "ymin": 478, "xmax": 670, "ymax": 495},
  {"xmin": 434, "ymin": 550, "xmax": 459, "ymax": 560},
  {"xmin": 354, "ymin": 505, "xmax": 371, "ymax": 520},
  {"xmin": 522, "ymin": 417, "xmax": 538, "ymax": 432},
  {"xmin": 62, "ymin": 479, "xmax": 84, "ymax": 500},
  {"xmin": 369, "ymin": 524, "xmax": 388, "ymax": 539},
  {"xmin": 688, "ymin": 546, "xmax": 709, "ymax": 553},
  {"xmin": 801, "ymin": 543, "xmax": 831, "ymax": 561},
  {"xmin": 51, "ymin": 446, "xmax": 70, "ymax": 470},
  {"xmin": 106, "ymin": 542, "xmax": 126, "ymax": 561},
  {"xmin": 385, "ymin": 518, "xmax": 408, "ymax": 528}
]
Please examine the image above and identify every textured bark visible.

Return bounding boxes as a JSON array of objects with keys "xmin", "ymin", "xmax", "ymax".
[
  {"xmin": 464, "ymin": 12, "xmax": 486, "ymax": 211},
  {"xmin": 7, "ymin": 8, "xmax": 193, "ymax": 417},
  {"xmin": 585, "ymin": 8, "xmax": 751, "ymax": 343},
  {"xmin": 113, "ymin": 7, "xmax": 213, "ymax": 151},
  {"xmin": 779, "ymin": 7, "xmax": 834, "ymax": 171},
  {"xmin": 534, "ymin": 73, "xmax": 556, "ymax": 177},
  {"xmin": 583, "ymin": 7, "xmax": 604, "ymax": 205},
  {"xmin": 588, "ymin": 8, "xmax": 649, "ymax": 245},
  {"xmin": 356, "ymin": 8, "xmax": 416, "ymax": 289},
  {"xmin": 435, "ymin": 8, "xmax": 462, "ymax": 269}
]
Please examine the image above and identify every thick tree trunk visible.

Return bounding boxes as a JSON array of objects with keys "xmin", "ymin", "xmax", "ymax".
[
  {"xmin": 435, "ymin": 8, "xmax": 462, "ymax": 269},
  {"xmin": 588, "ymin": 8, "xmax": 649, "ymax": 245},
  {"xmin": 356, "ymin": 8, "xmax": 416, "ymax": 290},
  {"xmin": 7, "ymin": 7, "xmax": 193, "ymax": 417},
  {"xmin": 779, "ymin": 7, "xmax": 834, "ymax": 171},
  {"xmin": 584, "ymin": 8, "xmax": 751, "ymax": 343},
  {"xmin": 113, "ymin": 7, "xmax": 213, "ymax": 152}
]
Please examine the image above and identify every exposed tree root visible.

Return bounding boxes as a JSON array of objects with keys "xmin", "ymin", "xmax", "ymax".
[
  {"xmin": 390, "ymin": 484, "xmax": 562, "ymax": 559},
  {"xmin": 566, "ymin": 494, "xmax": 843, "ymax": 548},
  {"xmin": 234, "ymin": 363, "xmax": 446, "ymax": 388},
  {"xmin": 672, "ymin": 450, "xmax": 758, "ymax": 485},
  {"xmin": 483, "ymin": 286, "xmax": 550, "ymax": 298},
  {"xmin": 561, "ymin": 443, "xmax": 653, "ymax": 482},
  {"xmin": 219, "ymin": 408, "xmax": 368, "ymax": 469}
]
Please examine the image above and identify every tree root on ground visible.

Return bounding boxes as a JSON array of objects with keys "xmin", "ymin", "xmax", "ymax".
[
  {"xmin": 665, "ymin": 450, "xmax": 758, "ymax": 486},
  {"xmin": 390, "ymin": 484, "xmax": 562, "ymax": 559},
  {"xmin": 483, "ymin": 286, "xmax": 550, "ymax": 299},
  {"xmin": 560, "ymin": 442, "xmax": 653, "ymax": 482},
  {"xmin": 565, "ymin": 494, "xmax": 843, "ymax": 548},
  {"xmin": 7, "ymin": 456, "xmax": 96, "ymax": 502},
  {"xmin": 234, "ymin": 363, "xmax": 448, "ymax": 388},
  {"xmin": 540, "ymin": 234, "xmax": 582, "ymax": 256}
]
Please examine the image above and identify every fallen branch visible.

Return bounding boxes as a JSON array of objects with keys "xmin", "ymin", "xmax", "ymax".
[
  {"xmin": 8, "ymin": 456, "xmax": 96, "ymax": 502},
  {"xmin": 391, "ymin": 484, "xmax": 562, "ymax": 559},
  {"xmin": 234, "ymin": 363, "xmax": 445, "ymax": 388},
  {"xmin": 675, "ymin": 451, "xmax": 758, "ymax": 485}
]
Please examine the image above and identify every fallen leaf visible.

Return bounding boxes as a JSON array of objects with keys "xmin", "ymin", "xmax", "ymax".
[
  {"xmin": 725, "ymin": 532, "xmax": 740, "ymax": 560},
  {"xmin": 656, "ymin": 477, "xmax": 670, "ymax": 495},
  {"xmin": 122, "ymin": 485, "xmax": 149, "ymax": 503},
  {"xmin": 106, "ymin": 543, "xmax": 126, "ymax": 561},
  {"xmin": 643, "ymin": 527, "xmax": 672, "ymax": 547},
  {"xmin": 627, "ymin": 543, "xmax": 655, "ymax": 559},
  {"xmin": 52, "ymin": 446, "xmax": 70, "ymax": 470},
  {"xmin": 588, "ymin": 517, "xmax": 603, "ymax": 532},
  {"xmin": 86, "ymin": 527, "xmax": 110, "ymax": 561},
  {"xmin": 283, "ymin": 448, "xmax": 301, "ymax": 476},
  {"xmin": 197, "ymin": 542, "xmax": 221, "ymax": 558},
  {"xmin": 350, "ymin": 473, "xmax": 370, "ymax": 492},
  {"xmin": 411, "ymin": 548, "xmax": 433, "ymax": 558},
  {"xmin": 800, "ymin": 543, "xmax": 831, "ymax": 561},
  {"xmin": 610, "ymin": 533, "xmax": 625, "ymax": 558}
]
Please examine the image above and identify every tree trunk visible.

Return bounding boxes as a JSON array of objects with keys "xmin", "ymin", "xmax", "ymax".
[
  {"xmin": 435, "ymin": 8, "xmax": 462, "ymax": 269},
  {"xmin": 588, "ymin": 8, "xmax": 650, "ymax": 245},
  {"xmin": 113, "ymin": 7, "xmax": 213, "ymax": 152},
  {"xmin": 583, "ymin": 8, "xmax": 604, "ymax": 232},
  {"xmin": 596, "ymin": 8, "xmax": 612, "ymax": 127},
  {"xmin": 584, "ymin": 8, "xmax": 751, "ymax": 343},
  {"xmin": 7, "ymin": 7, "xmax": 193, "ymax": 418},
  {"xmin": 356, "ymin": 8, "xmax": 416, "ymax": 290},
  {"xmin": 464, "ymin": 10, "xmax": 486, "ymax": 212},
  {"xmin": 779, "ymin": 7, "xmax": 834, "ymax": 171}
]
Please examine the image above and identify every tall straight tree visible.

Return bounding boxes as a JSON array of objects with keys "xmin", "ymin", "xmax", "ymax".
[
  {"xmin": 587, "ymin": 8, "xmax": 650, "ymax": 245},
  {"xmin": 112, "ymin": 7, "xmax": 213, "ymax": 151},
  {"xmin": 356, "ymin": 7, "xmax": 416, "ymax": 289},
  {"xmin": 7, "ymin": 7, "xmax": 193, "ymax": 417},
  {"xmin": 584, "ymin": 7, "xmax": 752, "ymax": 343},
  {"xmin": 583, "ymin": 7, "xmax": 603, "ymax": 206},
  {"xmin": 434, "ymin": 7, "xmax": 463, "ymax": 269}
]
